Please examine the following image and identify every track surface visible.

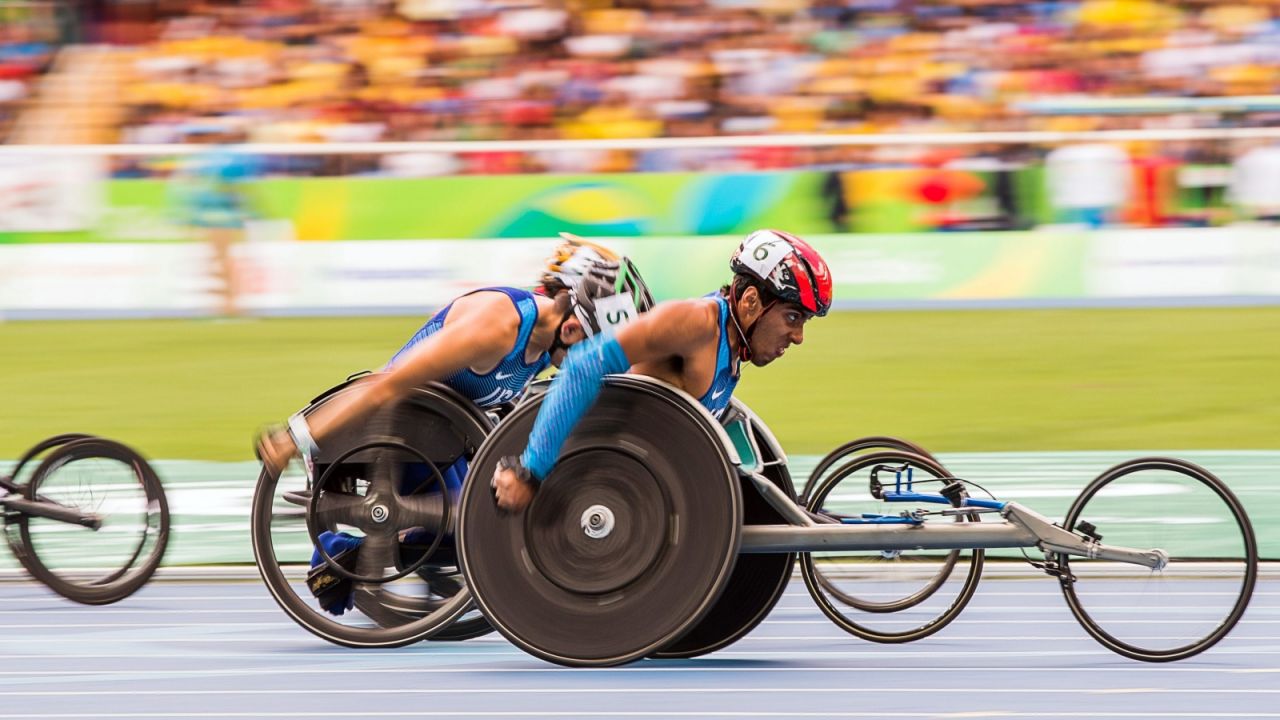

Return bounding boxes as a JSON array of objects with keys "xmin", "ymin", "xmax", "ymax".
[
  {"xmin": 2, "ymin": 573, "xmax": 1277, "ymax": 719},
  {"xmin": 2, "ymin": 451, "xmax": 1276, "ymax": 717}
]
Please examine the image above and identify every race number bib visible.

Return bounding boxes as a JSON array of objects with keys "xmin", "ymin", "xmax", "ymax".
[
  {"xmin": 591, "ymin": 292, "xmax": 639, "ymax": 336},
  {"xmin": 737, "ymin": 231, "xmax": 791, "ymax": 285}
]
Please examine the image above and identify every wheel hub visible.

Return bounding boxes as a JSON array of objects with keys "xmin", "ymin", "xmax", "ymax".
[
  {"xmin": 525, "ymin": 450, "xmax": 668, "ymax": 596},
  {"xmin": 581, "ymin": 505, "xmax": 616, "ymax": 539}
]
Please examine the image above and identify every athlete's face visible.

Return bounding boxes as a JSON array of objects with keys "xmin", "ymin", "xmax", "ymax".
[
  {"xmin": 747, "ymin": 302, "xmax": 810, "ymax": 367},
  {"xmin": 550, "ymin": 316, "xmax": 587, "ymax": 367}
]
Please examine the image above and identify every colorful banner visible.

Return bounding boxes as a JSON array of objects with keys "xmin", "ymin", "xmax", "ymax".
[
  {"xmin": 0, "ymin": 154, "xmax": 105, "ymax": 233},
  {"xmin": 0, "ymin": 172, "xmax": 832, "ymax": 244},
  {"xmin": 2, "ymin": 229, "xmax": 1274, "ymax": 319},
  {"xmin": 0, "ymin": 165, "xmax": 1241, "ymax": 245}
]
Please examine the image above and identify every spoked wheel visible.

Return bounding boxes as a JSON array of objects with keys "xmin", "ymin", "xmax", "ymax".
[
  {"xmin": 3, "ymin": 433, "xmax": 94, "ymax": 560},
  {"xmin": 10, "ymin": 437, "xmax": 169, "ymax": 605},
  {"xmin": 1058, "ymin": 457, "xmax": 1258, "ymax": 662},
  {"xmin": 460, "ymin": 376, "xmax": 743, "ymax": 667},
  {"xmin": 801, "ymin": 450, "xmax": 983, "ymax": 643},
  {"xmin": 800, "ymin": 436, "xmax": 938, "ymax": 503},
  {"xmin": 251, "ymin": 381, "xmax": 492, "ymax": 648}
]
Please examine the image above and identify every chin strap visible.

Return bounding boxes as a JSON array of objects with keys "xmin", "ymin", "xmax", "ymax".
[
  {"xmin": 548, "ymin": 307, "xmax": 574, "ymax": 357},
  {"xmin": 726, "ymin": 285, "xmax": 776, "ymax": 363},
  {"xmin": 549, "ymin": 325, "xmax": 569, "ymax": 357}
]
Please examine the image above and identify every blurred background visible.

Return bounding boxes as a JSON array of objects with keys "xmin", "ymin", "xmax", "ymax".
[{"xmin": 0, "ymin": 0, "xmax": 1277, "ymax": 474}]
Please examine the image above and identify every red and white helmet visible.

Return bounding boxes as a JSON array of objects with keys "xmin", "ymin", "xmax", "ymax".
[{"xmin": 730, "ymin": 230, "xmax": 833, "ymax": 317}]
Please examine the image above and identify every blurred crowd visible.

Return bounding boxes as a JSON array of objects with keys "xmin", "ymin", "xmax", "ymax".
[
  {"xmin": 0, "ymin": 20, "xmax": 55, "ymax": 139},
  {"xmin": 24, "ymin": 0, "xmax": 1280, "ymax": 152},
  {"xmin": 3, "ymin": 0, "xmax": 1280, "ymax": 195}
]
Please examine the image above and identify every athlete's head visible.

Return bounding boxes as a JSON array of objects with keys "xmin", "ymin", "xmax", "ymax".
[
  {"xmin": 537, "ymin": 233, "xmax": 623, "ymax": 297},
  {"xmin": 549, "ymin": 257, "xmax": 654, "ymax": 366},
  {"xmin": 723, "ymin": 229, "xmax": 833, "ymax": 367}
]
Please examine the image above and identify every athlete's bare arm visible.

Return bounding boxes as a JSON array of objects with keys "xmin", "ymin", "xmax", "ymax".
[
  {"xmin": 258, "ymin": 292, "xmax": 522, "ymax": 472},
  {"xmin": 491, "ymin": 298, "xmax": 722, "ymax": 511},
  {"xmin": 619, "ymin": 297, "xmax": 721, "ymax": 391}
]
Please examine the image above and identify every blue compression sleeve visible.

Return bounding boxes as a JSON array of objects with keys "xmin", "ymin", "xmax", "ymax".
[{"xmin": 520, "ymin": 333, "xmax": 630, "ymax": 481}]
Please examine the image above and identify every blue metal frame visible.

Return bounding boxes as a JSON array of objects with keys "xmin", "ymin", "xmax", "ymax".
[
  {"xmin": 838, "ymin": 514, "xmax": 923, "ymax": 526},
  {"xmin": 882, "ymin": 491, "xmax": 1006, "ymax": 510},
  {"xmin": 876, "ymin": 465, "xmax": 1008, "ymax": 511}
]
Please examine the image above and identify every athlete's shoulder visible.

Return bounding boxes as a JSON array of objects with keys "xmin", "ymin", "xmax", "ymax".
[
  {"xmin": 447, "ymin": 289, "xmax": 525, "ymax": 332},
  {"xmin": 633, "ymin": 296, "xmax": 720, "ymax": 344}
]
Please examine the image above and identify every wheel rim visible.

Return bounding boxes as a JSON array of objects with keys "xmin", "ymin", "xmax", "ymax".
[
  {"xmin": 16, "ymin": 438, "xmax": 169, "ymax": 605},
  {"xmin": 801, "ymin": 436, "xmax": 938, "ymax": 503},
  {"xmin": 801, "ymin": 450, "xmax": 983, "ymax": 643},
  {"xmin": 1059, "ymin": 457, "xmax": 1257, "ymax": 662},
  {"xmin": 251, "ymin": 382, "xmax": 490, "ymax": 648},
  {"xmin": 307, "ymin": 439, "xmax": 450, "ymax": 585},
  {"xmin": 460, "ymin": 377, "xmax": 742, "ymax": 667}
]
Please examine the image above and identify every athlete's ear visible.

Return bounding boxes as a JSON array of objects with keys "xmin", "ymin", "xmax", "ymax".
[
  {"xmin": 560, "ymin": 316, "xmax": 587, "ymax": 345},
  {"xmin": 738, "ymin": 285, "xmax": 763, "ymax": 324}
]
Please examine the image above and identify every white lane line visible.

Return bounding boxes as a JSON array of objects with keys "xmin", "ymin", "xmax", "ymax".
[
  {"xmin": 2, "ymin": 707, "xmax": 1280, "ymax": 712},
  {"xmin": 3, "ymin": 650, "xmax": 1280, "ymax": 675},
  {"xmin": 8, "ymin": 615, "xmax": 1273, "ymax": 629},
  {"xmin": 778, "ymin": 593, "xmax": 1278, "ymax": 599},
  {"xmin": 3, "ymin": 588, "xmax": 1274, "ymax": 602},
  {"xmin": 0, "ymin": 599, "xmax": 1262, "ymax": 613},
  {"xmin": 732, "ymin": 635, "xmax": 1272, "ymax": 642},
  {"xmin": 2, "ymin": 688, "xmax": 1279, "ymax": 697},
  {"xmin": 0, "ymin": 595, "xmax": 277, "ymax": 601},
  {"xmin": 12, "ymin": 632, "xmax": 1269, "ymax": 645},
  {"xmin": 0, "ymin": 609, "xmax": 282, "ymax": 615},
  {"xmin": 771, "ymin": 606, "xmax": 1277, "ymax": 612},
  {"xmin": 0, "ymin": 663, "xmax": 1275, "ymax": 673},
  {"xmin": 6, "ymin": 633, "xmax": 1278, "ymax": 644},
  {"xmin": 0, "ymin": 597, "xmax": 1259, "ymax": 614},
  {"xmin": 762, "ymin": 619, "xmax": 1280, "ymax": 625},
  {"xmin": 774, "ymin": 593, "xmax": 1280, "ymax": 601},
  {"xmin": 6, "ymin": 636, "xmax": 1278, "ymax": 645}
]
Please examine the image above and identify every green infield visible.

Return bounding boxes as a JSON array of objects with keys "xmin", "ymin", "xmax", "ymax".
[{"xmin": 1, "ymin": 306, "xmax": 1277, "ymax": 460}]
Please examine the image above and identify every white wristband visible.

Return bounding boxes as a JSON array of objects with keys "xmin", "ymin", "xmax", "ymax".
[{"xmin": 287, "ymin": 413, "xmax": 320, "ymax": 459}]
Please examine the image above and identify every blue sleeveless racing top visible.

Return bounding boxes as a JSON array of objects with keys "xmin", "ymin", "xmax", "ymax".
[
  {"xmin": 698, "ymin": 294, "xmax": 740, "ymax": 420},
  {"xmin": 387, "ymin": 287, "xmax": 551, "ymax": 408}
]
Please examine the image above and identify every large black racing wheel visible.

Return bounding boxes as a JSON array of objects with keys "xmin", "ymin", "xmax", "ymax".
[
  {"xmin": 651, "ymin": 398, "xmax": 796, "ymax": 659},
  {"xmin": 10, "ymin": 437, "xmax": 170, "ymax": 605},
  {"xmin": 460, "ymin": 376, "xmax": 743, "ymax": 667},
  {"xmin": 252, "ymin": 380, "xmax": 492, "ymax": 648}
]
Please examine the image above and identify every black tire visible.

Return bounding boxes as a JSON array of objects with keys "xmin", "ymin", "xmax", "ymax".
[
  {"xmin": 3, "ymin": 433, "xmax": 95, "ymax": 560},
  {"xmin": 251, "ymin": 381, "xmax": 492, "ymax": 648},
  {"xmin": 460, "ymin": 376, "xmax": 743, "ymax": 667},
  {"xmin": 13, "ymin": 438, "xmax": 169, "ymax": 605},
  {"xmin": 1058, "ymin": 457, "xmax": 1258, "ymax": 662},
  {"xmin": 651, "ymin": 398, "xmax": 795, "ymax": 659},
  {"xmin": 801, "ymin": 450, "xmax": 983, "ymax": 643},
  {"xmin": 801, "ymin": 437, "xmax": 938, "ymax": 504},
  {"xmin": 9, "ymin": 434, "xmax": 95, "ymax": 483}
]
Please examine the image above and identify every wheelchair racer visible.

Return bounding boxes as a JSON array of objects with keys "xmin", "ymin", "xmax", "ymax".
[
  {"xmin": 257, "ymin": 236, "xmax": 652, "ymax": 472},
  {"xmin": 492, "ymin": 229, "xmax": 832, "ymax": 512},
  {"xmin": 256, "ymin": 236, "xmax": 654, "ymax": 614}
]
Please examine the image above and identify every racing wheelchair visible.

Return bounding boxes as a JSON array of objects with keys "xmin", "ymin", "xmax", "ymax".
[
  {"xmin": 461, "ymin": 376, "xmax": 1257, "ymax": 666},
  {"xmin": 255, "ymin": 376, "xmax": 1257, "ymax": 665},
  {"xmin": 252, "ymin": 373, "xmax": 806, "ymax": 655},
  {"xmin": 251, "ymin": 375, "xmax": 493, "ymax": 647},
  {"xmin": 2, "ymin": 434, "xmax": 170, "ymax": 604}
]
